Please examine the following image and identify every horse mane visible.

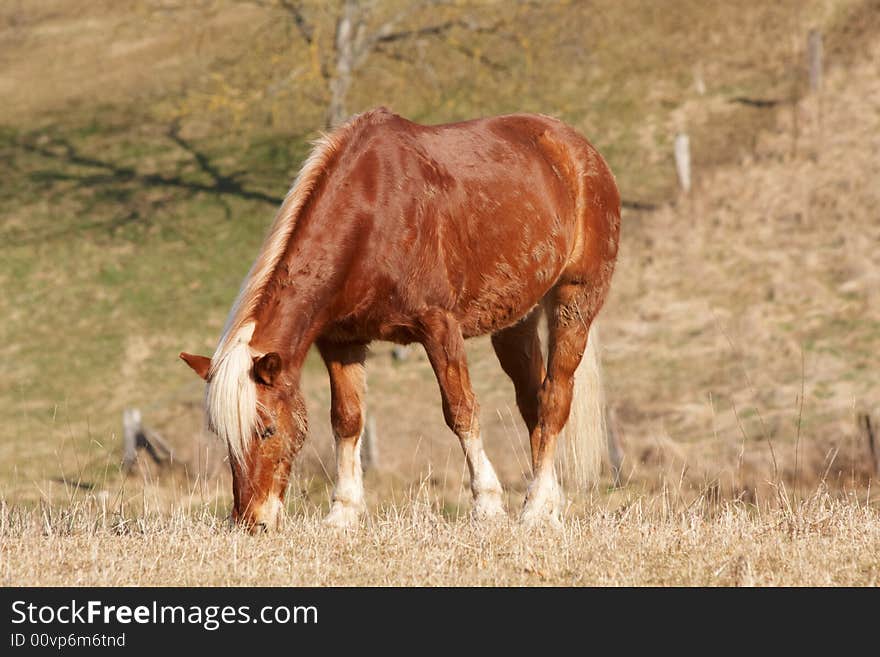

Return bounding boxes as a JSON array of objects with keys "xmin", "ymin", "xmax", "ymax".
[{"xmin": 205, "ymin": 109, "xmax": 384, "ymax": 464}]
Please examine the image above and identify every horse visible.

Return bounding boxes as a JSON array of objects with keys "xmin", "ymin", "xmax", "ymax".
[{"xmin": 180, "ymin": 107, "xmax": 620, "ymax": 531}]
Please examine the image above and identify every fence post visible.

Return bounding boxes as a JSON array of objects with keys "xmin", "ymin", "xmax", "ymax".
[
  {"xmin": 693, "ymin": 64, "xmax": 706, "ymax": 96},
  {"xmin": 674, "ymin": 133, "xmax": 691, "ymax": 193},
  {"xmin": 361, "ymin": 413, "xmax": 380, "ymax": 472},
  {"xmin": 606, "ymin": 407, "xmax": 624, "ymax": 487},
  {"xmin": 859, "ymin": 412, "xmax": 879, "ymax": 477},
  {"xmin": 391, "ymin": 345, "xmax": 411, "ymax": 361},
  {"xmin": 121, "ymin": 407, "xmax": 175, "ymax": 473},
  {"xmin": 808, "ymin": 29, "xmax": 823, "ymax": 93},
  {"xmin": 122, "ymin": 408, "xmax": 142, "ymax": 472}
]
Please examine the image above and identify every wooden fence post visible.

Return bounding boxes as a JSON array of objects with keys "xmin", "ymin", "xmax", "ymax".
[
  {"xmin": 859, "ymin": 412, "xmax": 879, "ymax": 477},
  {"xmin": 122, "ymin": 407, "xmax": 176, "ymax": 473},
  {"xmin": 122, "ymin": 408, "xmax": 141, "ymax": 472},
  {"xmin": 693, "ymin": 64, "xmax": 706, "ymax": 96},
  {"xmin": 606, "ymin": 407, "xmax": 624, "ymax": 488},
  {"xmin": 674, "ymin": 133, "xmax": 691, "ymax": 193},
  {"xmin": 391, "ymin": 345, "xmax": 411, "ymax": 361},
  {"xmin": 361, "ymin": 413, "xmax": 380, "ymax": 472},
  {"xmin": 808, "ymin": 29, "xmax": 823, "ymax": 93}
]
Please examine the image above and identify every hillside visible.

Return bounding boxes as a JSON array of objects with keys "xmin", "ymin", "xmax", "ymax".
[{"xmin": 0, "ymin": 0, "xmax": 877, "ymax": 517}]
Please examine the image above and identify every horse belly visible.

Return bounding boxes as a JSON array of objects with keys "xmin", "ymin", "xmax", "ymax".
[
  {"xmin": 457, "ymin": 287, "xmax": 548, "ymax": 338},
  {"xmin": 453, "ymin": 221, "xmax": 569, "ymax": 338}
]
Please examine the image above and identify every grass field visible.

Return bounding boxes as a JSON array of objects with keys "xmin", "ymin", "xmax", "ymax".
[
  {"xmin": 1, "ymin": 0, "xmax": 879, "ymax": 586},
  {"xmin": 3, "ymin": 491, "xmax": 879, "ymax": 586}
]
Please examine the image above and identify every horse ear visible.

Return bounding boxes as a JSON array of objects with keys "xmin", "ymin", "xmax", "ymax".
[
  {"xmin": 179, "ymin": 352, "xmax": 211, "ymax": 380},
  {"xmin": 253, "ymin": 352, "xmax": 282, "ymax": 386}
]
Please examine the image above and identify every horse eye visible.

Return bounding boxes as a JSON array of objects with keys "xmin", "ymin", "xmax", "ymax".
[{"xmin": 260, "ymin": 425, "xmax": 276, "ymax": 440}]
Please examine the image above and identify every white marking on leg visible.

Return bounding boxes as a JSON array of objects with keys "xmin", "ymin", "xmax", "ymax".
[
  {"xmin": 324, "ymin": 433, "xmax": 365, "ymax": 528},
  {"xmin": 521, "ymin": 461, "xmax": 563, "ymax": 527},
  {"xmin": 460, "ymin": 431, "xmax": 506, "ymax": 521},
  {"xmin": 251, "ymin": 496, "xmax": 283, "ymax": 530}
]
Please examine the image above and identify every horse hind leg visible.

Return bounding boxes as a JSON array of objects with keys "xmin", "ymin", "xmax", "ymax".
[
  {"xmin": 317, "ymin": 340, "xmax": 368, "ymax": 528},
  {"xmin": 520, "ymin": 283, "xmax": 597, "ymax": 526},
  {"xmin": 490, "ymin": 308, "xmax": 545, "ymax": 467},
  {"xmin": 420, "ymin": 309, "xmax": 506, "ymax": 521}
]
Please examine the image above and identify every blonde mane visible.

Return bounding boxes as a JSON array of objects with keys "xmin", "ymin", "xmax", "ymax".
[{"xmin": 205, "ymin": 111, "xmax": 376, "ymax": 464}]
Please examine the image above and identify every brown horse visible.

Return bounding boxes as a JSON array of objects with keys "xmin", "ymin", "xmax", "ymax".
[{"xmin": 180, "ymin": 107, "xmax": 620, "ymax": 530}]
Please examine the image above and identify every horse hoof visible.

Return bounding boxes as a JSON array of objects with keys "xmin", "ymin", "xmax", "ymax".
[
  {"xmin": 519, "ymin": 494, "xmax": 563, "ymax": 528},
  {"xmin": 322, "ymin": 503, "xmax": 363, "ymax": 529},
  {"xmin": 520, "ymin": 472, "xmax": 563, "ymax": 527},
  {"xmin": 519, "ymin": 505, "xmax": 563, "ymax": 528},
  {"xmin": 471, "ymin": 492, "xmax": 507, "ymax": 523}
]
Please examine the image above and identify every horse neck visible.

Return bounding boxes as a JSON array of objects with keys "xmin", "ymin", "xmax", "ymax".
[
  {"xmin": 246, "ymin": 147, "xmax": 356, "ymax": 371},
  {"xmin": 248, "ymin": 246, "xmax": 337, "ymax": 373},
  {"xmin": 246, "ymin": 297, "xmax": 316, "ymax": 378}
]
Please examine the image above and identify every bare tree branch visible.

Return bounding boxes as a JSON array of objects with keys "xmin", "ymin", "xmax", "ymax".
[
  {"xmin": 326, "ymin": 0, "xmax": 362, "ymax": 126},
  {"xmin": 371, "ymin": 43, "xmax": 415, "ymax": 65},
  {"xmin": 278, "ymin": 0, "xmax": 315, "ymax": 44},
  {"xmin": 448, "ymin": 41, "xmax": 507, "ymax": 72},
  {"xmin": 269, "ymin": 0, "xmax": 515, "ymax": 127},
  {"xmin": 374, "ymin": 19, "xmax": 459, "ymax": 44},
  {"xmin": 378, "ymin": 15, "xmax": 507, "ymax": 42}
]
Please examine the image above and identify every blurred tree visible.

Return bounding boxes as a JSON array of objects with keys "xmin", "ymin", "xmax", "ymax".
[
  {"xmin": 166, "ymin": 0, "xmax": 590, "ymax": 139},
  {"xmin": 276, "ymin": 0, "xmax": 519, "ymax": 127}
]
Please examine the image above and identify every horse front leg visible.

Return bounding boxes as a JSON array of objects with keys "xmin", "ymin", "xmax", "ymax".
[
  {"xmin": 317, "ymin": 340, "xmax": 368, "ymax": 528},
  {"xmin": 420, "ymin": 310, "xmax": 506, "ymax": 522}
]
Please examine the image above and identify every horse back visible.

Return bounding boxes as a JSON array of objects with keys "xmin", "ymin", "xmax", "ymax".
[{"xmin": 298, "ymin": 109, "xmax": 619, "ymax": 342}]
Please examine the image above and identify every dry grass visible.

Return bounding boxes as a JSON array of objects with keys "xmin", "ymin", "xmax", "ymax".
[
  {"xmin": 2, "ymin": 2, "xmax": 879, "ymax": 586},
  {"xmin": 2, "ymin": 489, "xmax": 878, "ymax": 586},
  {"xmin": 598, "ymin": 22, "xmax": 880, "ymax": 502}
]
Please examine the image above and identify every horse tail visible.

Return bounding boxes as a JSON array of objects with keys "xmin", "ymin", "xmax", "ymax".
[{"xmin": 556, "ymin": 322, "xmax": 608, "ymax": 493}]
